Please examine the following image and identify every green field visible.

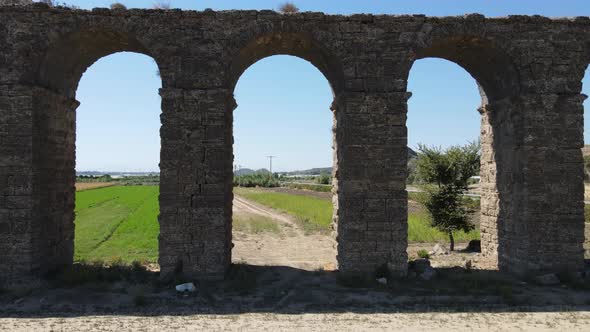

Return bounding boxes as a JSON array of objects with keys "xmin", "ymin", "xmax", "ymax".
[
  {"xmin": 235, "ymin": 187, "xmax": 479, "ymax": 242},
  {"xmin": 234, "ymin": 187, "xmax": 333, "ymax": 234},
  {"xmin": 75, "ymin": 185, "xmax": 478, "ymax": 263},
  {"xmin": 75, "ymin": 186, "xmax": 160, "ymax": 264}
]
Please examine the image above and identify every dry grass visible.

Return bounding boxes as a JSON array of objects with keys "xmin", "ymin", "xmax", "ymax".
[{"xmin": 75, "ymin": 182, "xmax": 117, "ymax": 192}]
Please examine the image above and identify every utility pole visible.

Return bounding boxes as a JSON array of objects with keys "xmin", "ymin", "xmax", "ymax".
[{"xmin": 267, "ymin": 156, "xmax": 276, "ymax": 176}]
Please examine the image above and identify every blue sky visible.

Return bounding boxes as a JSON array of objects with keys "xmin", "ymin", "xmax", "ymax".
[{"xmin": 70, "ymin": 0, "xmax": 590, "ymax": 172}]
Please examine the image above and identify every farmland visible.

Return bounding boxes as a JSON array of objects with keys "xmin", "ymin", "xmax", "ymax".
[
  {"xmin": 74, "ymin": 186, "xmax": 160, "ymax": 264},
  {"xmin": 74, "ymin": 185, "xmax": 479, "ymax": 264},
  {"xmin": 234, "ymin": 187, "xmax": 479, "ymax": 242}
]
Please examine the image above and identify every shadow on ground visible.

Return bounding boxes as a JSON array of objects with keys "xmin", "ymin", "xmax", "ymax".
[{"xmin": 1, "ymin": 261, "xmax": 589, "ymax": 317}]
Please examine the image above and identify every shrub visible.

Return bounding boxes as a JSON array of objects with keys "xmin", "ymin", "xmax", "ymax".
[
  {"xmin": 278, "ymin": 2, "xmax": 299, "ymax": 14},
  {"xmin": 39, "ymin": 0, "xmax": 79, "ymax": 8},
  {"xmin": 315, "ymin": 172, "xmax": 331, "ymax": 185},
  {"xmin": 110, "ymin": 2, "xmax": 126, "ymax": 10},
  {"xmin": 152, "ymin": 1, "xmax": 170, "ymax": 9},
  {"xmin": 417, "ymin": 249, "xmax": 430, "ymax": 259},
  {"xmin": 234, "ymin": 173, "xmax": 279, "ymax": 188}
]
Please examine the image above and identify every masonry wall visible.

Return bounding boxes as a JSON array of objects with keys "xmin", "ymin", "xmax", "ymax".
[
  {"xmin": 0, "ymin": 3, "xmax": 588, "ymax": 283},
  {"xmin": 0, "ymin": 85, "xmax": 35, "ymax": 281}
]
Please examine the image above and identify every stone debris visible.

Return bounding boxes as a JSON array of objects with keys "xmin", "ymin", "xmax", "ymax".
[
  {"xmin": 175, "ymin": 282, "xmax": 196, "ymax": 292},
  {"xmin": 412, "ymin": 259, "xmax": 431, "ymax": 274},
  {"xmin": 430, "ymin": 244, "xmax": 449, "ymax": 256},
  {"xmin": 419, "ymin": 267, "xmax": 437, "ymax": 281}
]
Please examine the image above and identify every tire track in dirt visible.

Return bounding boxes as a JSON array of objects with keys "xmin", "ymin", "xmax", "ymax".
[
  {"xmin": 232, "ymin": 195, "xmax": 337, "ymax": 270},
  {"xmin": 233, "ymin": 195, "xmax": 303, "ymax": 236}
]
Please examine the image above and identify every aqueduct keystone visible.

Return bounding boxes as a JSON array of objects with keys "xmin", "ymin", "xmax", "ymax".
[{"xmin": 0, "ymin": 4, "xmax": 589, "ymax": 282}]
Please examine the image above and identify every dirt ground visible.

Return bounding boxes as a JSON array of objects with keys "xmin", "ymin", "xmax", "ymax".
[
  {"xmin": 2, "ymin": 311, "xmax": 590, "ymax": 331},
  {"xmin": 232, "ymin": 196, "xmax": 337, "ymax": 270},
  {"xmin": 1, "ymin": 192, "xmax": 589, "ymax": 331},
  {"xmin": 75, "ymin": 182, "xmax": 117, "ymax": 191}
]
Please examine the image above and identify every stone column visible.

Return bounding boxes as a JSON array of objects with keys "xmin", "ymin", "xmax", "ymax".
[
  {"xmin": 0, "ymin": 85, "xmax": 36, "ymax": 283},
  {"xmin": 32, "ymin": 87, "xmax": 78, "ymax": 273},
  {"xmin": 0, "ymin": 85, "xmax": 77, "ymax": 283},
  {"xmin": 479, "ymin": 98, "xmax": 518, "ymax": 268},
  {"xmin": 479, "ymin": 92, "xmax": 585, "ymax": 275},
  {"xmin": 334, "ymin": 91, "xmax": 409, "ymax": 277},
  {"xmin": 505, "ymin": 93, "xmax": 585, "ymax": 274},
  {"xmin": 158, "ymin": 87, "xmax": 233, "ymax": 280}
]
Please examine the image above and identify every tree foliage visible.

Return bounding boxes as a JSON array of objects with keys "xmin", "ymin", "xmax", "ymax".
[
  {"xmin": 278, "ymin": 2, "xmax": 299, "ymax": 14},
  {"xmin": 234, "ymin": 173, "xmax": 279, "ymax": 188},
  {"xmin": 110, "ymin": 2, "xmax": 126, "ymax": 10},
  {"xmin": 315, "ymin": 172, "xmax": 331, "ymax": 185},
  {"xmin": 416, "ymin": 141, "xmax": 480, "ymax": 250}
]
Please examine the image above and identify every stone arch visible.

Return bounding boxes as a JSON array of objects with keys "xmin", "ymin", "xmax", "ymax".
[
  {"xmin": 30, "ymin": 28, "xmax": 164, "ymax": 274},
  {"xmin": 228, "ymin": 31, "xmax": 344, "ymax": 96},
  {"xmin": 412, "ymin": 35, "xmax": 521, "ymax": 103},
  {"xmin": 37, "ymin": 29, "xmax": 160, "ymax": 98},
  {"xmin": 405, "ymin": 35, "xmax": 521, "ymax": 270},
  {"xmin": 226, "ymin": 31, "xmax": 343, "ymax": 268}
]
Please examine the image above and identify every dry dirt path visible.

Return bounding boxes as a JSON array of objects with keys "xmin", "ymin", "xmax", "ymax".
[
  {"xmin": 232, "ymin": 195, "xmax": 337, "ymax": 271},
  {"xmin": 2, "ymin": 311, "xmax": 590, "ymax": 331}
]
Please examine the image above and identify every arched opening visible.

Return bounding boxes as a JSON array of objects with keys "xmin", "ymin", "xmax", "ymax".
[
  {"xmin": 230, "ymin": 53, "xmax": 337, "ymax": 270},
  {"xmin": 583, "ymin": 65, "xmax": 590, "ymax": 260},
  {"xmin": 407, "ymin": 58, "xmax": 482, "ymax": 260},
  {"xmin": 33, "ymin": 31, "xmax": 163, "ymax": 274},
  {"xmin": 407, "ymin": 36, "xmax": 521, "ymax": 272},
  {"xmin": 73, "ymin": 52, "xmax": 161, "ymax": 265}
]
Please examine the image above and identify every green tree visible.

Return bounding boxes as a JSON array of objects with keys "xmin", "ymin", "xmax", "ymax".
[
  {"xmin": 416, "ymin": 141, "xmax": 480, "ymax": 251},
  {"xmin": 315, "ymin": 172, "xmax": 331, "ymax": 185}
]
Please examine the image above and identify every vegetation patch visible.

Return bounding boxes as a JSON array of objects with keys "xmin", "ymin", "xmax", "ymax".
[
  {"xmin": 234, "ymin": 187, "xmax": 333, "ymax": 233},
  {"xmin": 233, "ymin": 215, "xmax": 280, "ymax": 234},
  {"xmin": 75, "ymin": 186, "xmax": 160, "ymax": 263},
  {"xmin": 236, "ymin": 187, "xmax": 479, "ymax": 241},
  {"xmin": 283, "ymin": 182, "xmax": 331, "ymax": 193}
]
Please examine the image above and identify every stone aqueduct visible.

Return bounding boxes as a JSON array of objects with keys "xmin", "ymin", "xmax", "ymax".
[{"xmin": 0, "ymin": 4, "xmax": 589, "ymax": 283}]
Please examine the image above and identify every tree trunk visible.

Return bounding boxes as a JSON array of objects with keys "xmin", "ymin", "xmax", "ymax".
[{"xmin": 449, "ymin": 231, "xmax": 455, "ymax": 251}]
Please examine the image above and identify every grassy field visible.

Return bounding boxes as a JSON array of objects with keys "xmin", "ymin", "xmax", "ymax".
[
  {"xmin": 234, "ymin": 187, "xmax": 333, "ymax": 234},
  {"xmin": 235, "ymin": 187, "xmax": 479, "ymax": 242},
  {"xmin": 75, "ymin": 186, "xmax": 159, "ymax": 264},
  {"xmin": 74, "ymin": 185, "xmax": 479, "ymax": 264},
  {"xmin": 233, "ymin": 214, "xmax": 280, "ymax": 234}
]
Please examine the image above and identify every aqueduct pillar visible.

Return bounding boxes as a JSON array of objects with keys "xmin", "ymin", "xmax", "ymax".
[
  {"xmin": 158, "ymin": 87, "xmax": 234, "ymax": 280},
  {"xmin": 334, "ymin": 91, "xmax": 410, "ymax": 276},
  {"xmin": 0, "ymin": 5, "xmax": 588, "ymax": 283}
]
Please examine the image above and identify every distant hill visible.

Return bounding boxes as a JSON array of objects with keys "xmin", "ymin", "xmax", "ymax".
[
  {"xmin": 583, "ymin": 145, "xmax": 590, "ymax": 157},
  {"xmin": 77, "ymin": 171, "xmax": 159, "ymax": 176},
  {"xmin": 274, "ymin": 147, "xmax": 417, "ymax": 176},
  {"xmin": 281, "ymin": 167, "xmax": 332, "ymax": 176},
  {"xmin": 235, "ymin": 168, "xmax": 270, "ymax": 176}
]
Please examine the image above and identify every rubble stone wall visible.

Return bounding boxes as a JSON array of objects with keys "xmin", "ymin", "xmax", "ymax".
[{"xmin": 0, "ymin": 3, "xmax": 588, "ymax": 282}]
